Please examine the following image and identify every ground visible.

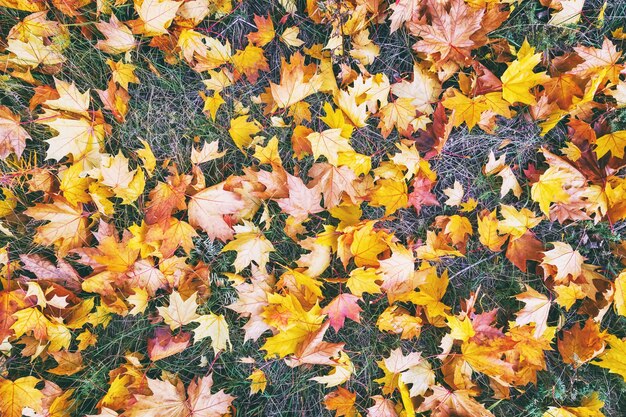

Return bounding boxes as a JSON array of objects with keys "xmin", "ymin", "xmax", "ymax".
[{"xmin": 1, "ymin": 0, "xmax": 626, "ymax": 416}]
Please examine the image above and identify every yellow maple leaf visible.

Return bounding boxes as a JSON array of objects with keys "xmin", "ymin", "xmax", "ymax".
[
  {"xmin": 346, "ymin": 267, "xmax": 381, "ymax": 297},
  {"xmin": 6, "ymin": 36, "xmax": 65, "ymax": 68},
  {"xmin": 261, "ymin": 293, "xmax": 324, "ymax": 358},
  {"xmin": 157, "ymin": 291, "xmax": 200, "ymax": 330},
  {"xmin": 248, "ymin": 369, "xmax": 268, "ymax": 395},
  {"xmin": 404, "ymin": 266, "xmax": 450, "ymax": 320},
  {"xmin": 0, "ymin": 106, "xmax": 29, "ymax": 159},
  {"xmin": 306, "ymin": 128, "xmax": 353, "ymax": 166},
  {"xmin": 228, "ymin": 115, "xmax": 261, "ymax": 150},
  {"xmin": 107, "ymin": 59, "xmax": 139, "ymax": 90},
  {"xmin": 594, "ymin": 334, "xmax": 626, "ymax": 381},
  {"xmin": 498, "ymin": 204, "xmax": 542, "ymax": 240},
  {"xmin": 192, "ymin": 313, "xmax": 231, "ymax": 354},
  {"xmin": 202, "ymin": 91, "xmax": 225, "ymax": 121},
  {"xmin": 501, "ymin": 40, "xmax": 548, "ymax": 105},
  {"xmin": 595, "ymin": 131, "xmax": 626, "ymax": 159},
  {"xmin": 348, "ymin": 222, "xmax": 388, "ymax": 267},
  {"xmin": 447, "ymin": 315, "xmax": 475, "ymax": 342},
  {"xmin": 221, "ymin": 221, "xmax": 275, "ymax": 272},
  {"xmin": 378, "ymin": 98, "xmax": 416, "ymax": 138},
  {"xmin": 134, "ymin": 0, "xmax": 182, "ymax": 37},
  {"xmin": 0, "ymin": 376, "xmax": 44, "ymax": 417},
  {"xmin": 254, "ymin": 136, "xmax": 282, "ymax": 166},
  {"xmin": 39, "ymin": 114, "xmax": 105, "ymax": 165},
  {"xmin": 232, "ymin": 44, "xmax": 269, "ymax": 82},
  {"xmin": 515, "ymin": 285, "xmax": 551, "ymax": 338},
  {"xmin": 478, "ymin": 209, "xmax": 508, "ymax": 251},
  {"xmin": 59, "ymin": 163, "xmax": 92, "ymax": 206},
  {"xmin": 370, "ymin": 178, "xmax": 409, "ymax": 216}
]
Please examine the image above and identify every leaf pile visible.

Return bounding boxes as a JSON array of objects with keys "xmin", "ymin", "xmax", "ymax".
[{"xmin": 0, "ymin": 0, "xmax": 625, "ymax": 416}]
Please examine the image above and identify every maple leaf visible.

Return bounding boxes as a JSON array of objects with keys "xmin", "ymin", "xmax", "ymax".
[
  {"xmin": 96, "ymin": 81, "xmax": 130, "ymax": 123},
  {"xmin": 515, "ymin": 286, "xmax": 551, "ymax": 338},
  {"xmin": 128, "ymin": 375, "xmax": 234, "ymax": 417},
  {"xmin": 280, "ymin": 26, "xmax": 304, "ymax": 47},
  {"xmin": 308, "ymin": 163, "xmax": 358, "ymax": 209},
  {"xmin": 501, "ymin": 41, "xmax": 548, "ymax": 105},
  {"xmin": 322, "ymin": 293, "xmax": 362, "ymax": 332},
  {"xmin": 222, "ymin": 221, "xmax": 275, "ymax": 272},
  {"xmin": 275, "ymin": 174, "xmax": 324, "ymax": 222},
  {"xmin": 133, "ymin": 0, "xmax": 182, "ymax": 37},
  {"xmin": 157, "ymin": 291, "xmax": 200, "ymax": 330},
  {"xmin": 478, "ymin": 209, "xmax": 507, "ymax": 252},
  {"xmin": 0, "ymin": 106, "xmax": 29, "ymax": 159},
  {"xmin": 614, "ymin": 272, "xmax": 626, "ymax": 317},
  {"xmin": 408, "ymin": 176, "xmax": 439, "ymax": 214},
  {"xmin": 262, "ymin": 293, "xmax": 325, "ymax": 358},
  {"xmin": 107, "ymin": 59, "xmax": 139, "ymax": 90},
  {"xmin": 548, "ymin": 0, "xmax": 585, "ymax": 27},
  {"xmin": 443, "ymin": 180, "xmax": 464, "ymax": 206},
  {"xmin": 44, "ymin": 78, "xmax": 90, "ymax": 115},
  {"xmin": 530, "ymin": 166, "xmax": 573, "ymax": 216},
  {"xmin": 383, "ymin": 348, "xmax": 435, "ymax": 397},
  {"xmin": 324, "ymin": 387, "xmax": 358, "ymax": 417},
  {"xmin": 248, "ymin": 15, "xmax": 275, "ymax": 47},
  {"xmin": 0, "ymin": 376, "xmax": 44, "ymax": 417},
  {"xmin": 595, "ymin": 130, "xmax": 626, "ymax": 159},
  {"xmin": 336, "ymin": 88, "xmax": 369, "ymax": 128},
  {"xmin": 246, "ymin": 369, "xmax": 267, "ymax": 395},
  {"xmin": 418, "ymin": 385, "xmax": 495, "ymax": 417},
  {"xmin": 541, "ymin": 242, "xmax": 585, "ymax": 283},
  {"xmin": 48, "ymin": 350, "xmax": 85, "ymax": 375},
  {"xmin": 505, "ymin": 231, "xmax": 544, "ymax": 272},
  {"xmin": 188, "ymin": 185, "xmax": 245, "ymax": 241},
  {"xmin": 554, "ymin": 283, "xmax": 585, "ymax": 311},
  {"xmin": 285, "ymin": 322, "xmax": 344, "ymax": 367},
  {"xmin": 147, "ymin": 327, "xmax": 191, "ymax": 361},
  {"xmin": 6, "ymin": 36, "xmax": 65, "ymax": 68},
  {"xmin": 370, "ymin": 178, "xmax": 409, "ymax": 216},
  {"xmin": 498, "ymin": 204, "xmax": 542, "ymax": 240},
  {"xmin": 409, "ymin": 0, "xmax": 483, "ymax": 64},
  {"xmin": 232, "ymin": 44, "xmax": 269, "ymax": 82},
  {"xmin": 145, "ymin": 174, "xmax": 190, "ymax": 225},
  {"xmin": 443, "ymin": 90, "xmax": 511, "ymax": 130},
  {"xmin": 406, "ymin": 267, "xmax": 450, "ymax": 320},
  {"xmin": 571, "ymin": 38, "xmax": 623, "ymax": 84},
  {"xmin": 379, "ymin": 244, "xmax": 417, "ymax": 300},
  {"xmin": 378, "ymin": 98, "xmax": 417, "ymax": 138},
  {"xmin": 270, "ymin": 53, "xmax": 322, "ymax": 108},
  {"xmin": 95, "ymin": 15, "xmax": 137, "ymax": 54},
  {"xmin": 346, "ymin": 267, "xmax": 381, "ymax": 297},
  {"xmin": 306, "ymin": 128, "xmax": 353, "ymax": 166},
  {"xmin": 228, "ymin": 115, "xmax": 261, "ymax": 150},
  {"xmin": 558, "ymin": 319, "xmax": 606, "ymax": 368},
  {"xmin": 310, "ymin": 351, "xmax": 354, "ymax": 388},
  {"xmin": 25, "ymin": 198, "xmax": 90, "ymax": 255},
  {"xmin": 191, "ymin": 140, "xmax": 226, "ymax": 164},
  {"xmin": 391, "ymin": 65, "xmax": 441, "ymax": 115},
  {"xmin": 388, "ymin": 0, "xmax": 419, "ymax": 33},
  {"xmin": 593, "ymin": 334, "xmax": 626, "ymax": 381},
  {"xmin": 347, "ymin": 222, "xmax": 388, "ymax": 268},
  {"xmin": 193, "ymin": 313, "xmax": 231, "ymax": 354},
  {"xmin": 38, "ymin": 113, "xmax": 106, "ymax": 164},
  {"xmin": 366, "ymin": 396, "xmax": 398, "ymax": 417}
]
